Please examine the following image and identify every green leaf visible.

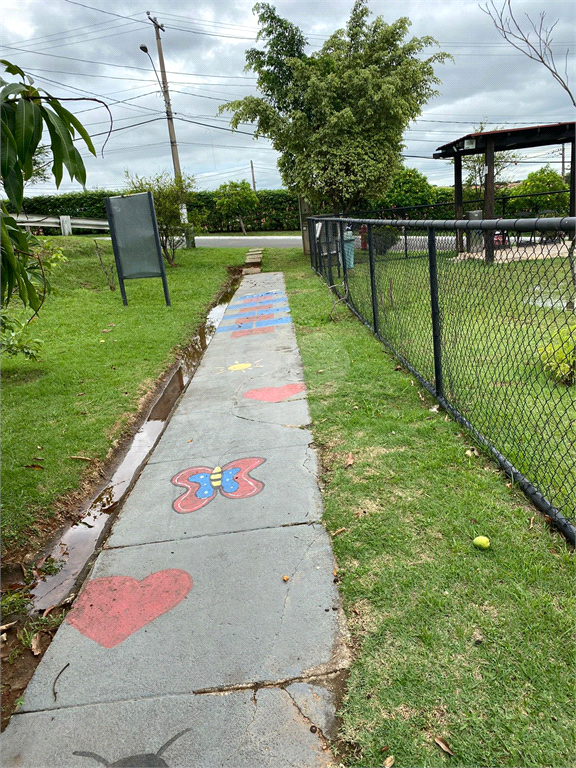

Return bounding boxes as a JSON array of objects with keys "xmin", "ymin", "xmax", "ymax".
[
  {"xmin": 50, "ymin": 100, "xmax": 96, "ymax": 156},
  {"xmin": 41, "ymin": 109, "xmax": 63, "ymax": 187},
  {"xmin": 0, "ymin": 82, "xmax": 26, "ymax": 103},
  {"xmin": 1, "ymin": 60, "xmax": 27, "ymax": 79},
  {"xmin": 15, "ymin": 96, "xmax": 35, "ymax": 166},
  {"xmin": 3, "ymin": 165, "xmax": 24, "ymax": 212},
  {"xmin": 41, "ymin": 107, "xmax": 85, "ymax": 184},
  {"xmin": 1, "ymin": 116, "xmax": 18, "ymax": 179}
]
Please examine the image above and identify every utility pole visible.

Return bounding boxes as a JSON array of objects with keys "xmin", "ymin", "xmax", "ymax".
[
  {"xmin": 141, "ymin": 14, "xmax": 193, "ymax": 246},
  {"xmin": 250, "ymin": 160, "xmax": 256, "ymax": 192},
  {"xmin": 144, "ymin": 12, "xmax": 181, "ymax": 180}
]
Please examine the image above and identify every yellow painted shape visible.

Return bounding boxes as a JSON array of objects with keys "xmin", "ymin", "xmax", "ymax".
[
  {"xmin": 228, "ymin": 362, "xmax": 252, "ymax": 371},
  {"xmin": 210, "ymin": 466, "xmax": 223, "ymax": 487}
]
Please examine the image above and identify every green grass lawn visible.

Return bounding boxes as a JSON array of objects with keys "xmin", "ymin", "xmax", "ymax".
[
  {"xmin": 1, "ymin": 237, "xmax": 245, "ymax": 555},
  {"xmin": 324, "ymin": 246, "xmax": 575, "ymax": 522},
  {"xmin": 264, "ymin": 247, "xmax": 575, "ymax": 768}
]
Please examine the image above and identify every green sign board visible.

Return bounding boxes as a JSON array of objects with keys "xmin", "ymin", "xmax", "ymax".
[{"xmin": 105, "ymin": 192, "xmax": 170, "ymax": 306}]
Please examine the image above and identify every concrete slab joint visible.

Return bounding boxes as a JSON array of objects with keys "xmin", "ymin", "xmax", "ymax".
[{"xmin": 1, "ymin": 272, "xmax": 348, "ymax": 768}]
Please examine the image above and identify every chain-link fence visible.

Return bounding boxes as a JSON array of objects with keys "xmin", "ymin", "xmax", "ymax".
[{"xmin": 309, "ymin": 216, "xmax": 576, "ymax": 543}]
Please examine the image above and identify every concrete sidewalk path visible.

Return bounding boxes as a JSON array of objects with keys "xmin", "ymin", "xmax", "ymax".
[{"xmin": 2, "ymin": 272, "xmax": 350, "ymax": 768}]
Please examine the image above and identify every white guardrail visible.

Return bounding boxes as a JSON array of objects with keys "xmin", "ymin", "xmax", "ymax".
[{"xmin": 12, "ymin": 214, "xmax": 109, "ymax": 235}]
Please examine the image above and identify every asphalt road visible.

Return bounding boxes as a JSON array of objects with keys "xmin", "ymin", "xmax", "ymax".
[{"xmin": 196, "ymin": 235, "xmax": 303, "ymax": 248}]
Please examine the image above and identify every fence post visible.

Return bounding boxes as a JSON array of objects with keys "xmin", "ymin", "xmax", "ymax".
[
  {"xmin": 427, "ymin": 227, "xmax": 444, "ymax": 398},
  {"xmin": 368, "ymin": 223, "xmax": 379, "ymax": 335},
  {"xmin": 308, "ymin": 217, "xmax": 315, "ymax": 270},
  {"xmin": 325, "ymin": 220, "xmax": 334, "ymax": 286},
  {"xmin": 339, "ymin": 220, "xmax": 347, "ymax": 281}
]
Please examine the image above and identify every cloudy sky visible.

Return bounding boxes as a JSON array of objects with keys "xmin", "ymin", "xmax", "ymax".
[{"xmin": 1, "ymin": 0, "xmax": 574, "ymax": 196}]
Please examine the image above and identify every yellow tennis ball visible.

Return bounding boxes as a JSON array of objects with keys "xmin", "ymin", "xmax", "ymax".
[{"xmin": 473, "ymin": 535, "xmax": 490, "ymax": 549}]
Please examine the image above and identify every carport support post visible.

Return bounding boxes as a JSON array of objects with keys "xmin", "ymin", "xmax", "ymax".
[
  {"xmin": 454, "ymin": 153, "xmax": 464, "ymax": 253},
  {"xmin": 427, "ymin": 227, "xmax": 443, "ymax": 399},
  {"xmin": 483, "ymin": 137, "xmax": 495, "ymax": 264}
]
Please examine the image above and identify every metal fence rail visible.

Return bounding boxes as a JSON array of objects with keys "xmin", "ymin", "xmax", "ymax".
[{"xmin": 309, "ymin": 215, "xmax": 576, "ymax": 543}]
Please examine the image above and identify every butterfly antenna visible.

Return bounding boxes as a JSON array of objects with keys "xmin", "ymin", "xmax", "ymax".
[
  {"xmin": 156, "ymin": 727, "xmax": 193, "ymax": 757},
  {"xmin": 72, "ymin": 752, "xmax": 110, "ymax": 766}
]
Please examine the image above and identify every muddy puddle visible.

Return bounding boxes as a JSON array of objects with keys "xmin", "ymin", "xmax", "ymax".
[{"xmin": 2, "ymin": 279, "xmax": 238, "ymax": 615}]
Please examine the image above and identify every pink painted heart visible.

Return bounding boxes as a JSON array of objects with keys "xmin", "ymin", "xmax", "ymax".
[
  {"xmin": 66, "ymin": 569, "xmax": 193, "ymax": 648},
  {"xmin": 243, "ymin": 383, "xmax": 306, "ymax": 403}
]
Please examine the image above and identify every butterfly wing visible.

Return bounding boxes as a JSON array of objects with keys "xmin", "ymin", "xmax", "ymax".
[
  {"xmin": 219, "ymin": 457, "xmax": 266, "ymax": 499},
  {"xmin": 171, "ymin": 466, "xmax": 215, "ymax": 513}
]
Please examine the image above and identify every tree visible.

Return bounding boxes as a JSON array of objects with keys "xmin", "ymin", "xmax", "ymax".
[
  {"xmin": 124, "ymin": 171, "xmax": 198, "ymax": 266},
  {"xmin": 214, "ymin": 180, "xmax": 258, "ymax": 234},
  {"xmin": 1, "ymin": 60, "xmax": 96, "ymax": 355},
  {"xmin": 380, "ymin": 167, "xmax": 435, "ymax": 210},
  {"xmin": 481, "ymin": 1, "xmax": 575, "ymax": 108},
  {"xmin": 25, "ymin": 144, "xmax": 51, "ymax": 187},
  {"xmin": 507, "ymin": 165, "xmax": 569, "ymax": 216},
  {"xmin": 221, "ymin": 1, "xmax": 450, "ymax": 214}
]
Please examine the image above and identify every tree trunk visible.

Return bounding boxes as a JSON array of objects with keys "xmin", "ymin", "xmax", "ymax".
[{"xmin": 238, "ymin": 216, "xmax": 247, "ymax": 235}]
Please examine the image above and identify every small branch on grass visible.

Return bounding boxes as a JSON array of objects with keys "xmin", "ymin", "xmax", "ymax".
[
  {"xmin": 329, "ymin": 280, "xmax": 349, "ymax": 322},
  {"xmin": 94, "ymin": 239, "xmax": 116, "ymax": 291}
]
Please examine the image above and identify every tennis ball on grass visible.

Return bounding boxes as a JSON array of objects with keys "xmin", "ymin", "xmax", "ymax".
[{"xmin": 473, "ymin": 535, "xmax": 490, "ymax": 550}]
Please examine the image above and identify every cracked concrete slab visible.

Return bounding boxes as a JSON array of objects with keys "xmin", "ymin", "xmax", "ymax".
[
  {"xmin": 3, "ymin": 689, "xmax": 335, "ymax": 767},
  {"xmin": 19, "ymin": 526, "xmax": 347, "ymax": 712},
  {"xmin": 106, "ymin": 446, "xmax": 322, "ymax": 547},
  {"xmin": 145, "ymin": 411, "xmax": 313, "ymax": 467}
]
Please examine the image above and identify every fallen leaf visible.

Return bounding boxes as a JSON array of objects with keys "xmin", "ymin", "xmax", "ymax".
[
  {"xmin": 109, "ymin": 323, "xmax": 116, "ymax": 327},
  {"xmin": 42, "ymin": 606, "xmax": 57, "ymax": 618},
  {"xmin": 99, "ymin": 339, "xmax": 106, "ymax": 343},
  {"xmin": 345, "ymin": 452, "xmax": 354, "ymax": 468},
  {"xmin": 506, "ymin": 482, "xmax": 512, "ymax": 489},
  {"xmin": 465, "ymin": 448, "xmax": 480, "ymax": 458},
  {"xmin": 429, "ymin": 405, "xmax": 439, "ymax": 413},
  {"xmin": 434, "ymin": 736, "xmax": 454, "ymax": 756},
  {"xmin": 1, "ymin": 633, "xmax": 6, "ymax": 643},
  {"xmin": 394, "ymin": 365, "xmax": 402, "ymax": 370},
  {"xmin": 417, "ymin": 390, "xmax": 425, "ymax": 403},
  {"xmin": 24, "ymin": 464, "xmax": 44, "ymax": 470},
  {"xmin": 31, "ymin": 633, "xmax": 42, "ymax": 656},
  {"xmin": 529, "ymin": 516, "xmax": 535, "ymax": 530},
  {"xmin": 282, "ymin": 575, "xmax": 290, "ymax": 582},
  {"xmin": 384, "ymin": 756, "xmax": 394, "ymax": 767},
  {"xmin": 333, "ymin": 527, "xmax": 347, "ymax": 536},
  {"xmin": 187, "ymin": 439, "xmax": 194, "ymax": 443},
  {"xmin": 37, "ymin": 445, "xmax": 44, "ymax": 450},
  {"xmin": 69, "ymin": 456, "xmax": 92, "ymax": 462},
  {"xmin": 0, "ymin": 622, "xmax": 17, "ymax": 632},
  {"xmin": 353, "ymin": 405, "xmax": 359, "ymax": 410},
  {"xmin": 76, "ymin": 392, "xmax": 85, "ymax": 397}
]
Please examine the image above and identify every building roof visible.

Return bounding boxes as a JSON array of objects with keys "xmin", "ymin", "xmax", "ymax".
[{"xmin": 433, "ymin": 121, "xmax": 575, "ymax": 159}]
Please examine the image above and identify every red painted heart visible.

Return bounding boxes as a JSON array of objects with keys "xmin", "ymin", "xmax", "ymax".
[
  {"xmin": 66, "ymin": 569, "xmax": 193, "ymax": 648},
  {"xmin": 243, "ymin": 383, "xmax": 306, "ymax": 403}
]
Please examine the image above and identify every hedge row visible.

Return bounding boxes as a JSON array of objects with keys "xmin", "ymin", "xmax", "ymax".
[{"xmin": 18, "ymin": 189, "xmax": 307, "ymax": 232}]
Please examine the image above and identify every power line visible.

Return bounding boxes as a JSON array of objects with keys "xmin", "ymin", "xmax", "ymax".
[{"xmin": 0, "ymin": 44, "xmax": 257, "ymax": 80}]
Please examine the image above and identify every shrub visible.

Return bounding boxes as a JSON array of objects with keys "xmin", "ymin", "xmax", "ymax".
[{"xmin": 538, "ymin": 326, "xmax": 575, "ymax": 385}]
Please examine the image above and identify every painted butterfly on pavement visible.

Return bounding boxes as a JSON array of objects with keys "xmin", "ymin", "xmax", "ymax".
[{"xmin": 171, "ymin": 457, "xmax": 266, "ymax": 513}]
